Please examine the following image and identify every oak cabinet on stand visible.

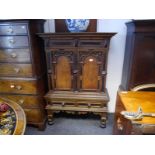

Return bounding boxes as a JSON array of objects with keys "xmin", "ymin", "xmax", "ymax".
[{"xmin": 39, "ymin": 33, "xmax": 115, "ymax": 127}]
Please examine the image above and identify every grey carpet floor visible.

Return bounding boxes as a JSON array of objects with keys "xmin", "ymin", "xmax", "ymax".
[{"xmin": 25, "ymin": 113, "xmax": 114, "ymax": 135}]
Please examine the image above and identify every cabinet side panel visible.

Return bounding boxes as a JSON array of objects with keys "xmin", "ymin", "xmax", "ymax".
[{"xmin": 120, "ymin": 24, "xmax": 135, "ymax": 90}]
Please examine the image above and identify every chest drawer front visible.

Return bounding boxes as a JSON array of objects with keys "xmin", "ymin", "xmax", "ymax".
[
  {"xmin": 24, "ymin": 108, "xmax": 45, "ymax": 123},
  {"xmin": 0, "ymin": 36, "xmax": 29, "ymax": 48},
  {"xmin": 0, "ymin": 94, "xmax": 44, "ymax": 108},
  {"xmin": 0, "ymin": 48, "xmax": 31, "ymax": 62},
  {"xmin": 0, "ymin": 79, "xmax": 37, "ymax": 94},
  {"xmin": 0, "ymin": 63, "xmax": 33, "ymax": 77},
  {"xmin": 0, "ymin": 24, "xmax": 27, "ymax": 35}
]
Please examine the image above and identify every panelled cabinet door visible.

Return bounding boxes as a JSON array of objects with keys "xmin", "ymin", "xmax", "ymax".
[
  {"xmin": 130, "ymin": 34, "xmax": 155, "ymax": 88},
  {"xmin": 78, "ymin": 49, "xmax": 106, "ymax": 92},
  {"xmin": 51, "ymin": 49, "xmax": 76, "ymax": 91}
]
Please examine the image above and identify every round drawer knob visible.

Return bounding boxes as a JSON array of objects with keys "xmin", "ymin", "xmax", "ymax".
[
  {"xmin": 10, "ymin": 84, "xmax": 15, "ymax": 88},
  {"xmin": 14, "ymin": 68, "xmax": 20, "ymax": 73},
  {"xmin": 18, "ymin": 99, "xmax": 24, "ymax": 105},
  {"xmin": 11, "ymin": 53, "xmax": 17, "ymax": 58},
  {"xmin": 9, "ymin": 39, "xmax": 16, "ymax": 44},
  {"xmin": 7, "ymin": 28, "xmax": 14, "ymax": 33},
  {"xmin": 16, "ymin": 85, "xmax": 22, "ymax": 90}
]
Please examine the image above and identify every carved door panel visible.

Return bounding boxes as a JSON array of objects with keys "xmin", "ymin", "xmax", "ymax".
[
  {"xmin": 78, "ymin": 49, "xmax": 106, "ymax": 92},
  {"xmin": 50, "ymin": 49, "xmax": 76, "ymax": 91}
]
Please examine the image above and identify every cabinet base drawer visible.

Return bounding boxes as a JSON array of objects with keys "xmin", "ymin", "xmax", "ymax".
[{"xmin": 46, "ymin": 104, "xmax": 107, "ymax": 113}]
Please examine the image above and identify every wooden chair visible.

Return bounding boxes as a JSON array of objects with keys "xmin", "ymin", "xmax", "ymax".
[{"xmin": 131, "ymin": 84, "xmax": 155, "ymax": 91}]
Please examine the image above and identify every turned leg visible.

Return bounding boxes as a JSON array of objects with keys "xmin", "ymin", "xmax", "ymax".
[
  {"xmin": 100, "ymin": 113, "xmax": 107, "ymax": 128},
  {"xmin": 47, "ymin": 110, "xmax": 54, "ymax": 125}
]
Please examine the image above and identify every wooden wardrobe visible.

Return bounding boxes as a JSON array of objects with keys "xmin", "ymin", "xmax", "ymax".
[{"xmin": 120, "ymin": 20, "xmax": 155, "ymax": 90}]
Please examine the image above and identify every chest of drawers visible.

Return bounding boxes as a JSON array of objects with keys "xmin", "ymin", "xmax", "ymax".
[{"xmin": 0, "ymin": 20, "xmax": 48, "ymax": 130}]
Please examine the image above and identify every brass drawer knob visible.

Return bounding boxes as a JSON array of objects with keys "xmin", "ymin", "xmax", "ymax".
[
  {"xmin": 14, "ymin": 68, "xmax": 20, "ymax": 73},
  {"xmin": 10, "ymin": 84, "xmax": 15, "ymax": 88},
  {"xmin": 18, "ymin": 99, "xmax": 24, "ymax": 105},
  {"xmin": 16, "ymin": 85, "xmax": 22, "ymax": 90},
  {"xmin": 9, "ymin": 39, "xmax": 16, "ymax": 44},
  {"xmin": 10, "ymin": 84, "xmax": 22, "ymax": 90},
  {"xmin": 7, "ymin": 27, "xmax": 14, "ymax": 33},
  {"xmin": 10, "ymin": 53, "xmax": 17, "ymax": 58}
]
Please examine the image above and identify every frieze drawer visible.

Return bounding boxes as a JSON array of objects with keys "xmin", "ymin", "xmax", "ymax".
[
  {"xmin": 0, "ymin": 36, "xmax": 29, "ymax": 48},
  {"xmin": 0, "ymin": 79, "xmax": 37, "ymax": 94},
  {"xmin": 0, "ymin": 24, "xmax": 27, "ymax": 35},
  {"xmin": 78, "ymin": 40, "xmax": 108, "ymax": 47},
  {"xmin": 0, "ymin": 63, "xmax": 33, "ymax": 77},
  {"xmin": 0, "ymin": 48, "xmax": 31, "ymax": 63},
  {"xmin": 48, "ymin": 40, "xmax": 76, "ymax": 47}
]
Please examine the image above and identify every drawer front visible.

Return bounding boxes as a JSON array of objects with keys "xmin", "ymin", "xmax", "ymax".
[
  {"xmin": 0, "ymin": 24, "xmax": 27, "ymax": 35},
  {"xmin": 0, "ymin": 48, "xmax": 31, "ymax": 62},
  {"xmin": 0, "ymin": 94, "xmax": 44, "ymax": 108},
  {"xmin": 0, "ymin": 63, "xmax": 33, "ymax": 77},
  {"xmin": 0, "ymin": 79, "xmax": 37, "ymax": 94},
  {"xmin": 24, "ymin": 108, "xmax": 45, "ymax": 123},
  {"xmin": 78, "ymin": 40, "xmax": 108, "ymax": 47},
  {"xmin": 48, "ymin": 40, "xmax": 75, "ymax": 47},
  {"xmin": 0, "ymin": 36, "xmax": 29, "ymax": 48},
  {"xmin": 50, "ymin": 101, "xmax": 104, "ymax": 108}
]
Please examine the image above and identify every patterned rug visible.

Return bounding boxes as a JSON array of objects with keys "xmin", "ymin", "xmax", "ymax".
[{"xmin": 0, "ymin": 101, "xmax": 16, "ymax": 135}]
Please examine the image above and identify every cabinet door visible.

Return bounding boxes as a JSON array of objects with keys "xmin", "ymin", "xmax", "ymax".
[
  {"xmin": 78, "ymin": 49, "xmax": 106, "ymax": 92},
  {"xmin": 51, "ymin": 49, "xmax": 76, "ymax": 91},
  {"xmin": 130, "ymin": 34, "xmax": 155, "ymax": 88}
]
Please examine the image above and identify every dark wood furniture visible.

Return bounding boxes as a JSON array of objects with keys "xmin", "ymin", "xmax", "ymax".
[
  {"xmin": 39, "ymin": 33, "xmax": 115, "ymax": 127},
  {"xmin": 0, "ymin": 20, "xmax": 48, "ymax": 130},
  {"xmin": 0, "ymin": 97, "xmax": 26, "ymax": 135},
  {"xmin": 113, "ymin": 91, "xmax": 155, "ymax": 135},
  {"xmin": 55, "ymin": 19, "xmax": 97, "ymax": 32},
  {"xmin": 120, "ymin": 20, "xmax": 155, "ymax": 90}
]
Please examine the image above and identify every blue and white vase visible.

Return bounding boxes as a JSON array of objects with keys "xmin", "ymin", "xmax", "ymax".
[{"xmin": 65, "ymin": 19, "xmax": 90, "ymax": 32}]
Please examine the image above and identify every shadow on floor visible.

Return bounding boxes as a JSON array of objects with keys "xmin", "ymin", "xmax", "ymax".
[{"xmin": 25, "ymin": 113, "xmax": 114, "ymax": 135}]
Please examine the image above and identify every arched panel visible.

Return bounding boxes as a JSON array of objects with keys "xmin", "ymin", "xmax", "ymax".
[
  {"xmin": 82, "ymin": 56, "xmax": 99, "ymax": 90},
  {"xmin": 55, "ymin": 56, "xmax": 72, "ymax": 89}
]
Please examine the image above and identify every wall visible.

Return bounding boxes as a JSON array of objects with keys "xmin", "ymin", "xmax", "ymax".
[{"xmin": 44, "ymin": 19, "xmax": 131, "ymax": 112}]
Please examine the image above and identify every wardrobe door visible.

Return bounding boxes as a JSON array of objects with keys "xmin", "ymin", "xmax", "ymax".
[
  {"xmin": 51, "ymin": 49, "xmax": 76, "ymax": 91},
  {"xmin": 129, "ymin": 34, "xmax": 155, "ymax": 89},
  {"xmin": 78, "ymin": 48, "xmax": 106, "ymax": 92}
]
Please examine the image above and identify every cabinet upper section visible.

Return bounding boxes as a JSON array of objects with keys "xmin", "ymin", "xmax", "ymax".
[{"xmin": 38, "ymin": 33, "xmax": 116, "ymax": 49}]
